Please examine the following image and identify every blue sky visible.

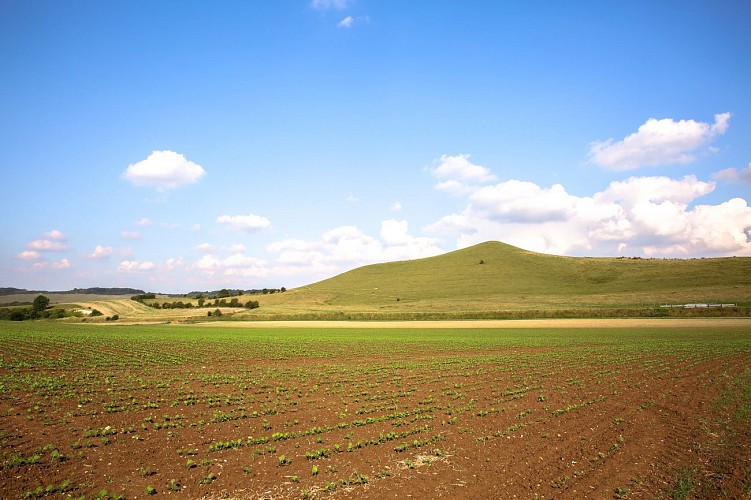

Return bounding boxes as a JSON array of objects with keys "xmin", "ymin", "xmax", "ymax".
[{"xmin": 2, "ymin": 1, "xmax": 750, "ymax": 292}]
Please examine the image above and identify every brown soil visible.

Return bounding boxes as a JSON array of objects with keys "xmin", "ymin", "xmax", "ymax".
[{"xmin": 1, "ymin": 326, "xmax": 749, "ymax": 499}]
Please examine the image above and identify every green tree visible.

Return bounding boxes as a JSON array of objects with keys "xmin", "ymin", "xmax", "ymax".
[{"xmin": 32, "ymin": 295, "xmax": 50, "ymax": 312}]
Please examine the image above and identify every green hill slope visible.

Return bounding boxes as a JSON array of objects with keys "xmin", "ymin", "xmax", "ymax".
[{"xmin": 252, "ymin": 241, "xmax": 751, "ymax": 317}]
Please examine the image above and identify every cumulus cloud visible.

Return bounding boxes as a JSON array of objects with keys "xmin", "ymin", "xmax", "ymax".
[
  {"xmin": 44, "ymin": 229, "xmax": 66, "ymax": 240},
  {"xmin": 470, "ymin": 181, "xmax": 577, "ymax": 223},
  {"xmin": 50, "ymin": 258, "xmax": 72, "ymax": 270},
  {"xmin": 216, "ymin": 214, "xmax": 272, "ymax": 232},
  {"xmin": 16, "ymin": 250, "xmax": 40, "ymax": 260},
  {"xmin": 430, "ymin": 154, "xmax": 498, "ymax": 195},
  {"xmin": 122, "ymin": 150, "xmax": 206, "ymax": 191},
  {"xmin": 31, "ymin": 258, "xmax": 72, "ymax": 271},
  {"xmin": 391, "ymin": 201, "xmax": 402, "ymax": 212},
  {"xmin": 713, "ymin": 163, "xmax": 751, "ymax": 184},
  {"xmin": 87, "ymin": 245, "xmax": 113, "ymax": 260},
  {"xmin": 589, "ymin": 113, "xmax": 731, "ymax": 170},
  {"xmin": 193, "ymin": 253, "xmax": 269, "ymax": 279},
  {"xmin": 338, "ymin": 15, "xmax": 354, "ymax": 27},
  {"xmin": 165, "ymin": 257, "xmax": 184, "ymax": 270},
  {"xmin": 136, "ymin": 218, "xmax": 153, "ymax": 227},
  {"xmin": 118, "ymin": 260, "xmax": 156, "ymax": 272},
  {"xmin": 426, "ymin": 173, "xmax": 751, "ymax": 257},
  {"xmin": 27, "ymin": 239, "xmax": 67, "ymax": 251},
  {"xmin": 267, "ymin": 221, "xmax": 444, "ymax": 279}
]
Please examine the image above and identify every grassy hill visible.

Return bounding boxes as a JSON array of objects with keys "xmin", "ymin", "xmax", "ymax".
[
  {"xmin": 7, "ymin": 241, "xmax": 748, "ymax": 322},
  {"xmin": 243, "ymin": 241, "xmax": 751, "ymax": 319}
]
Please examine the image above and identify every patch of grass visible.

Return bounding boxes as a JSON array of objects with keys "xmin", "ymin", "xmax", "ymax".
[{"xmin": 667, "ymin": 467, "xmax": 698, "ymax": 499}]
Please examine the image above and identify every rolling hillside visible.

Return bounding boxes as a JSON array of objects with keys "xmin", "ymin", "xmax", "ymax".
[
  {"xmin": 9, "ymin": 241, "xmax": 748, "ymax": 322},
  {"xmin": 249, "ymin": 241, "xmax": 751, "ymax": 317}
]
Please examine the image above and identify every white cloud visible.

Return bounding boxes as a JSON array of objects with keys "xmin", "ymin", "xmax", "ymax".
[
  {"xmin": 16, "ymin": 250, "xmax": 40, "ymax": 260},
  {"xmin": 193, "ymin": 253, "xmax": 269, "ymax": 279},
  {"xmin": 226, "ymin": 244, "xmax": 246, "ymax": 254},
  {"xmin": 470, "ymin": 181, "xmax": 577, "ymax": 223},
  {"xmin": 122, "ymin": 150, "xmax": 206, "ymax": 191},
  {"xmin": 430, "ymin": 154, "xmax": 497, "ymax": 195},
  {"xmin": 44, "ymin": 229, "xmax": 66, "ymax": 240},
  {"xmin": 216, "ymin": 214, "xmax": 272, "ymax": 232},
  {"xmin": 595, "ymin": 175, "xmax": 715, "ymax": 207},
  {"xmin": 589, "ymin": 113, "xmax": 731, "ymax": 170},
  {"xmin": 165, "ymin": 257, "xmax": 184, "ymax": 270},
  {"xmin": 27, "ymin": 239, "xmax": 67, "ymax": 251},
  {"xmin": 118, "ymin": 260, "xmax": 156, "ymax": 272},
  {"xmin": 345, "ymin": 194, "xmax": 359, "ymax": 203},
  {"xmin": 50, "ymin": 258, "xmax": 72, "ymax": 270},
  {"xmin": 87, "ymin": 245, "xmax": 113, "ymax": 260},
  {"xmin": 267, "ymin": 222, "xmax": 444, "ymax": 279},
  {"xmin": 121, "ymin": 231, "xmax": 141, "ymax": 240},
  {"xmin": 136, "ymin": 218, "xmax": 153, "ymax": 227},
  {"xmin": 391, "ymin": 201, "xmax": 402, "ymax": 211},
  {"xmin": 196, "ymin": 242, "xmax": 213, "ymax": 253},
  {"xmin": 338, "ymin": 15, "xmax": 354, "ymax": 28},
  {"xmin": 311, "ymin": 0, "xmax": 350, "ymax": 9},
  {"xmin": 31, "ymin": 258, "xmax": 72, "ymax": 271},
  {"xmin": 426, "ymin": 172, "xmax": 751, "ymax": 257},
  {"xmin": 713, "ymin": 163, "xmax": 751, "ymax": 184}
]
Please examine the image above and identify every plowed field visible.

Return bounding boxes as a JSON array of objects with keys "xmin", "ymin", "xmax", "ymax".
[{"xmin": 1, "ymin": 320, "xmax": 749, "ymax": 499}]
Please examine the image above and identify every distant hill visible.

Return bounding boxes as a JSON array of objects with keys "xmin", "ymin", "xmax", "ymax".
[
  {"xmin": 252, "ymin": 241, "xmax": 751, "ymax": 317},
  {"xmin": 0, "ymin": 287, "xmax": 145, "ymax": 296}
]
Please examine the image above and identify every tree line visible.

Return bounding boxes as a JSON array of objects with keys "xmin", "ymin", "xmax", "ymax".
[
  {"xmin": 131, "ymin": 294, "xmax": 260, "ymax": 310},
  {"xmin": 0, "ymin": 295, "xmax": 66, "ymax": 321}
]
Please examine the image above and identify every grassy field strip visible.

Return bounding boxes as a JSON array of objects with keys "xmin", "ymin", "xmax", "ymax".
[{"xmin": 191, "ymin": 317, "xmax": 751, "ymax": 329}]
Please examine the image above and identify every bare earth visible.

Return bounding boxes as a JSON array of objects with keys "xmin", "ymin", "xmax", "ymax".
[{"xmin": 1, "ymin": 320, "xmax": 749, "ymax": 499}]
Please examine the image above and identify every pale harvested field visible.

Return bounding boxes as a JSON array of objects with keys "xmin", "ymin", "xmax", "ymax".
[{"xmin": 194, "ymin": 317, "xmax": 751, "ymax": 329}]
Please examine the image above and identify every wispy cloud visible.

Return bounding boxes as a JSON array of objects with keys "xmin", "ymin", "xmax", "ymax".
[
  {"xmin": 311, "ymin": 0, "xmax": 350, "ymax": 9},
  {"xmin": 713, "ymin": 162, "xmax": 751, "ymax": 184},
  {"xmin": 338, "ymin": 15, "xmax": 354, "ymax": 28},
  {"xmin": 122, "ymin": 150, "xmax": 206, "ymax": 191},
  {"xmin": 120, "ymin": 231, "xmax": 141, "ymax": 240},
  {"xmin": 16, "ymin": 250, "xmax": 40, "ymax": 260},
  {"xmin": 31, "ymin": 258, "xmax": 72, "ymax": 271},
  {"xmin": 27, "ymin": 239, "xmax": 67, "ymax": 252},
  {"xmin": 589, "ymin": 113, "xmax": 731, "ymax": 171},
  {"xmin": 216, "ymin": 214, "xmax": 272, "ymax": 233}
]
